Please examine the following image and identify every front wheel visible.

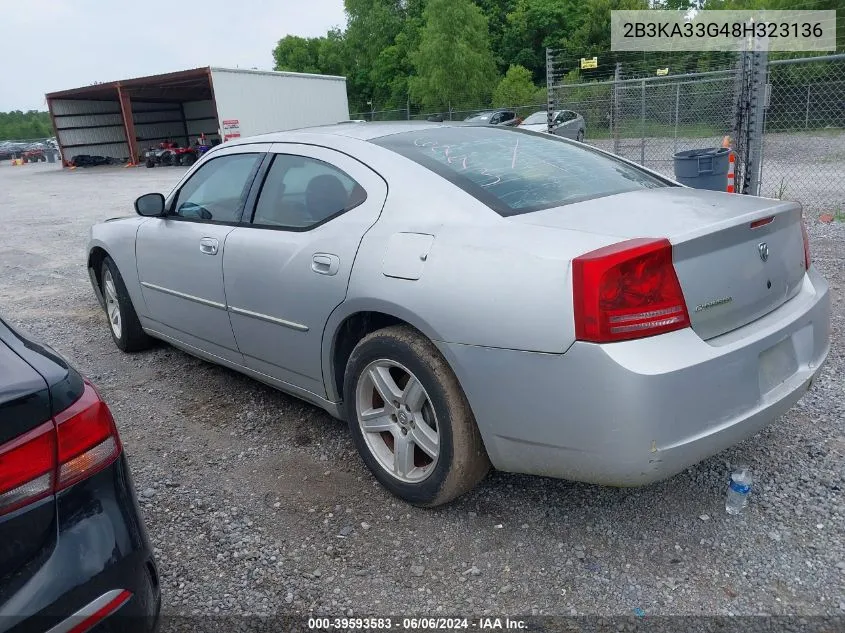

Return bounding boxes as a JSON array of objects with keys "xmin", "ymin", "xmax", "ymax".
[
  {"xmin": 100, "ymin": 257, "xmax": 153, "ymax": 352},
  {"xmin": 344, "ymin": 326, "xmax": 489, "ymax": 507}
]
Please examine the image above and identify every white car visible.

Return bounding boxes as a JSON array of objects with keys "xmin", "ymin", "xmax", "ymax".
[{"xmin": 520, "ymin": 110, "xmax": 585, "ymax": 140}]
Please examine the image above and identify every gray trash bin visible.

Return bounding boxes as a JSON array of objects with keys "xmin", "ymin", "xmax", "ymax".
[
  {"xmin": 672, "ymin": 147, "xmax": 730, "ymax": 191},
  {"xmin": 47, "ymin": 150, "xmax": 56, "ymax": 163}
]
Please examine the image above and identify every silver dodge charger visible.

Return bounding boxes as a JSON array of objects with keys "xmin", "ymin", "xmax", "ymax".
[{"xmin": 87, "ymin": 122, "xmax": 830, "ymax": 506}]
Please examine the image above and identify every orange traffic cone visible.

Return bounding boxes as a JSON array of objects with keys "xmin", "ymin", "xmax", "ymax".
[{"xmin": 722, "ymin": 136, "xmax": 736, "ymax": 193}]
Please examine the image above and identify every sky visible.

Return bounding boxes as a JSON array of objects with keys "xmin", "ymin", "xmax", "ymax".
[{"xmin": 0, "ymin": 0, "xmax": 347, "ymax": 111}]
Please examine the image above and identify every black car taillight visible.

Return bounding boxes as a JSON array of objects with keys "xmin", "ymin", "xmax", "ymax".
[
  {"xmin": 55, "ymin": 382, "xmax": 122, "ymax": 490},
  {"xmin": 0, "ymin": 381, "xmax": 121, "ymax": 516},
  {"xmin": 0, "ymin": 422, "xmax": 56, "ymax": 516}
]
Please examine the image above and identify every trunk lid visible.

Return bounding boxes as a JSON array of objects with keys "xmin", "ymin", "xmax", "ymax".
[{"xmin": 510, "ymin": 188, "xmax": 807, "ymax": 340}]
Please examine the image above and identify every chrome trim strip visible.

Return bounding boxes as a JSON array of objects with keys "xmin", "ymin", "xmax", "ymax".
[
  {"xmin": 228, "ymin": 305, "xmax": 309, "ymax": 332},
  {"xmin": 140, "ymin": 281, "xmax": 226, "ymax": 310},
  {"xmin": 45, "ymin": 589, "xmax": 130, "ymax": 633}
]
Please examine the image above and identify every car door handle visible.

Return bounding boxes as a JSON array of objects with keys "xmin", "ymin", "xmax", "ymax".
[
  {"xmin": 311, "ymin": 253, "xmax": 340, "ymax": 276},
  {"xmin": 199, "ymin": 237, "xmax": 219, "ymax": 255}
]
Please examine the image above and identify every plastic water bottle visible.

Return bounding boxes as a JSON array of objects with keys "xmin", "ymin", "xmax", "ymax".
[{"xmin": 726, "ymin": 468, "xmax": 752, "ymax": 515}]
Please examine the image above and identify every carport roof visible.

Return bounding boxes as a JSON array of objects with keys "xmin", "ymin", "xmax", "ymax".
[
  {"xmin": 45, "ymin": 67, "xmax": 214, "ymax": 102},
  {"xmin": 45, "ymin": 66, "xmax": 347, "ymax": 103}
]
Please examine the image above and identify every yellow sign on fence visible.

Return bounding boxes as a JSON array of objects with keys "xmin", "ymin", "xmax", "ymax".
[
  {"xmin": 580, "ymin": 57, "xmax": 598, "ymax": 69},
  {"xmin": 656, "ymin": 67, "xmax": 669, "ymax": 76}
]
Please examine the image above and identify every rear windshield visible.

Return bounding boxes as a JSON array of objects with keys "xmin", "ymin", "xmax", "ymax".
[
  {"xmin": 464, "ymin": 113, "xmax": 492, "ymax": 122},
  {"xmin": 372, "ymin": 126, "xmax": 670, "ymax": 216}
]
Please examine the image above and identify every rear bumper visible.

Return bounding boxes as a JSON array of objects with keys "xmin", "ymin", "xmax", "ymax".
[
  {"xmin": 0, "ymin": 456, "xmax": 160, "ymax": 633},
  {"xmin": 441, "ymin": 267, "xmax": 830, "ymax": 485}
]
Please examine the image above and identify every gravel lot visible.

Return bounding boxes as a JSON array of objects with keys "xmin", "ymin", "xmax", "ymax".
[{"xmin": 0, "ymin": 161, "xmax": 843, "ymax": 620}]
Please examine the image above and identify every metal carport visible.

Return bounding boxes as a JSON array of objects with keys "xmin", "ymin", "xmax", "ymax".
[
  {"xmin": 46, "ymin": 67, "xmax": 351, "ymax": 167},
  {"xmin": 46, "ymin": 68, "xmax": 218, "ymax": 165}
]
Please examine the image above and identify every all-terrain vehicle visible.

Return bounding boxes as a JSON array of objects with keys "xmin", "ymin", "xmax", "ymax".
[
  {"xmin": 21, "ymin": 145, "xmax": 47, "ymax": 163},
  {"xmin": 144, "ymin": 141, "xmax": 180, "ymax": 168},
  {"xmin": 171, "ymin": 140, "xmax": 213, "ymax": 167}
]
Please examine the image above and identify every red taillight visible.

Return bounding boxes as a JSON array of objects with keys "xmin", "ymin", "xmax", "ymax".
[
  {"xmin": 573, "ymin": 238, "xmax": 691, "ymax": 343},
  {"xmin": 801, "ymin": 218, "xmax": 811, "ymax": 270},
  {"xmin": 0, "ymin": 381, "xmax": 121, "ymax": 516},
  {"xmin": 0, "ymin": 422, "xmax": 56, "ymax": 516},
  {"xmin": 55, "ymin": 382, "xmax": 122, "ymax": 490}
]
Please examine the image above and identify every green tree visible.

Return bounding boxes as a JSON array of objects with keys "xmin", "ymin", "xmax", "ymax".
[
  {"xmin": 272, "ymin": 35, "xmax": 323, "ymax": 74},
  {"xmin": 493, "ymin": 64, "xmax": 538, "ymax": 106},
  {"xmin": 344, "ymin": 0, "xmax": 412, "ymax": 112},
  {"xmin": 499, "ymin": 0, "xmax": 577, "ymax": 80},
  {"xmin": 410, "ymin": 0, "xmax": 499, "ymax": 111},
  {"xmin": 499, "ymin": 0, "xmax": 648, "ymax": 80},
  {"xmin": 0, "ymin": 111, "xmax": 53, "ymax": 141},
  {"xmin": 475, "ymin": 0, "xmax": 519, "ymax": 72},
  {"xmin": 317, "ymin": 29, "xmax": 348, "ymax": 77}
]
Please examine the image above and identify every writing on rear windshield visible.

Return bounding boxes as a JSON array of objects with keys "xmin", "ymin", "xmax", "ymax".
[{"xmin": 374, "ymin": 127, "xmax": 668, "ymax": 216}]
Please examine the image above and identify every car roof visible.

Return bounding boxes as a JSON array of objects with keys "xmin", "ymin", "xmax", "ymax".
[{"xmin": 230, "ymin": 121, "xmax": 490, "ymax": 144}]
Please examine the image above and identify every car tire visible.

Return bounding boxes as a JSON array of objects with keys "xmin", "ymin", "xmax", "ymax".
[
  {"xmin": 100, "ymin": 257, "xmax": 153, "ymax": 353},
  {"xmin": 182, "ymin": 153, "xmax": 196, "ymax": 166},
  {"xmin": 344, "ymin": 325, "xmax": 489, "ymax": 507},
  {"xmin": 145, "ymin": 158, "xmax": 155, "ymax": 168}
]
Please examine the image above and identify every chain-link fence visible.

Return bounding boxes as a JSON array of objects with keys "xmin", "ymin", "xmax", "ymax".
[
  {"xmin": 546, "ymin": 51, "xmax": 845, "ymax": 213},
  {"xmin": 759, "ymin": 55, "xmax": 845, "ymax": 211},
  {"xmin": 349, "ymin": 104, "xmax": 549, "ymax": 122},
  {"xmin": 352, "ymin": 54, "xmax": 844, "ymax": 213}
]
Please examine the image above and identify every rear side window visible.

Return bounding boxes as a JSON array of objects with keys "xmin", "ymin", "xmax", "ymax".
[
  {"xmin": 250, "ymin": 154, "xmax": 367, "ymax": 229},
  {"xmin": 373, "ymin": 127, "xmax": 669, "ymax": 216}
]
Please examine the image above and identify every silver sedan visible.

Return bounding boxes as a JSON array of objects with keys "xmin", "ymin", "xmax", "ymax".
[
  {"xmin": 519, "ymin": 109, "xmax": 586, "ymax": 140},
  {"xmin": 87, "ymin": 122, "xmax": 830, "ymax": 506}
]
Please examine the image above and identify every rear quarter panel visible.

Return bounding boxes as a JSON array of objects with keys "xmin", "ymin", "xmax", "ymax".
[{"xmin": 321, "ymin": 140, "xmax": 618, "ymax": 399}]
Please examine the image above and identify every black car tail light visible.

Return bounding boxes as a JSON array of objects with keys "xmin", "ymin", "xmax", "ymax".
[
  {"xmin": 0, "ymin": 381, "xmax": 121, "ymax": 517},
  {"xmin": 0, "ymin": 422, "xmax": 56, "ymax": 516}
]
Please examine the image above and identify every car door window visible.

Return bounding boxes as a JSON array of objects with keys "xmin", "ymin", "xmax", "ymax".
[
  {"xmin": 501, "ymin": 112, "xmax": 514, "ymax": 122},
  {"xmin": 251, "ymin": 154, "xmax": 367, "ymax": 229},
  {"xmin": 171, "ymin": 153, "xmax": 261, "ymax": 222}
]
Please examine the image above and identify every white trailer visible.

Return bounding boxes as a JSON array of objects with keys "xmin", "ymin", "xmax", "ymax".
[{"xmin": 46, "ymin": 67, "xmax": 349, "ymax": 165}]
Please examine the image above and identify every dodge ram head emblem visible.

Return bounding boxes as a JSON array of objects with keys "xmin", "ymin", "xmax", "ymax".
[{"xmin": 758, "ymin": 242, "xmax": 769, "ymax": 262}]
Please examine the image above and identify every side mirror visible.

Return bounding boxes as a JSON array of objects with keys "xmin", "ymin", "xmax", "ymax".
[{"xmin": 135, "ymin": 193, "xmax": 165, "ymax": 217}]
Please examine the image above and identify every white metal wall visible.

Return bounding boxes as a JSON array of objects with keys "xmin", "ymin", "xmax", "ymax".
[
  {"xmin": 132, "ymin": 101, "xmax": 187, "ymax": 151},
  {"xmin": 183, "ymin": 100, "xmax": 220, "ymax": 143},
  {"xmin": 209, "ymin": 68, "xmax": 349, "ymax": 138},
  {"xmin": 51, "ymin": 99, "xmax": 128, "ymax": 159}
]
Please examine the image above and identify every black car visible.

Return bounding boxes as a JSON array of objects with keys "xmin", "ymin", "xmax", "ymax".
[{"xmin": 0, "ymin": 317, "xmax": 159, "ymax": 633}]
